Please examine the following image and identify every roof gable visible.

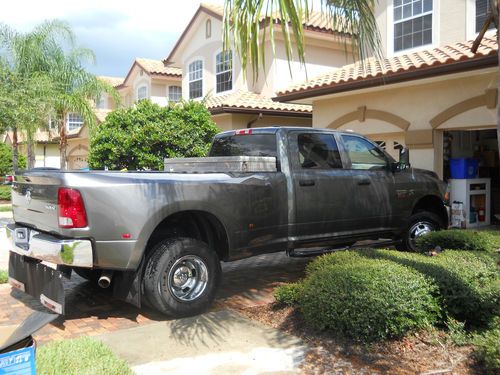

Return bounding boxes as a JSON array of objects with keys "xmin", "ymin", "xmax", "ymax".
[{"xmin": 120, "ymin": 58, "xmax": 182, "ymax": 88}]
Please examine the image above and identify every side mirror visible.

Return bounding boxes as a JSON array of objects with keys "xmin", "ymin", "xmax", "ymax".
[{"xmin": 399, "ymin": 147, "xmax": 410, "ymax": 169}]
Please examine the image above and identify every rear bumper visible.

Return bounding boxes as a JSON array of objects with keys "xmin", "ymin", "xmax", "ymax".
[{"xmin": 6, "ymin": 223, "xmax": 93, "ymax": 268}]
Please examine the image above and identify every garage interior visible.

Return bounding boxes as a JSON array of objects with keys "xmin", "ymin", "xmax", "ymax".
[{"xmin": 443, "ymin": 129, "xmax": 499, "ymax": 227}]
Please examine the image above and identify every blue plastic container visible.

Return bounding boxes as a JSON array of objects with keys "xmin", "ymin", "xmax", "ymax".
[
  {"xmin": 450, "ymin": 158, "xmax": 478, "ymax": 179},
  {"xmin": 0, "ymin": 341, "xmax": 35, "ymax": 375}
]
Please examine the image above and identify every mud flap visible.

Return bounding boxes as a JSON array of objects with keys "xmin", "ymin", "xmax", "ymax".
[
  {"xmin": 8, "ymin": 252, "xmax": 66, "ymax": 315},
  {"xmin": 112, "ymin": 260, "xmax": 144, "ymax": 308}
]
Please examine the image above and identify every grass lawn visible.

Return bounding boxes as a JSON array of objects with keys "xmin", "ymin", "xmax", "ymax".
[
  {"xmin": 0, "ymin": 270, "xmax": 7, "ymax": 284},
  {"xmin": 0, "ymin": 205, "xmax": 12, "ymax": 212},
  {"xmin": 36, "ymin": 337, "xmax": 132, "ymax": 375}
]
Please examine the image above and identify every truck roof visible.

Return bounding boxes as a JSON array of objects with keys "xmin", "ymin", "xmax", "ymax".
[{"xmin": 215, "ymin": 127, "xmax": 355, "ymax": 137}]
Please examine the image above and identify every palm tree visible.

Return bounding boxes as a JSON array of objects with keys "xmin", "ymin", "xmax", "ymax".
[
  {"xmin": 0, "ymin": 20, "xmax": 119, "ymax": 170},
  {"xmin": 222, "ymin": 0, "xmax": 381, "ymax": 79}
]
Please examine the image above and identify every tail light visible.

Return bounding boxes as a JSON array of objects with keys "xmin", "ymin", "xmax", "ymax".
[
  {"xmin": 57, "ymin": 188, "xmax": 88, "ymax": 228},
  {"xmin": 235, "ymin": 129, "xmax": 252, "ymax": 135}
]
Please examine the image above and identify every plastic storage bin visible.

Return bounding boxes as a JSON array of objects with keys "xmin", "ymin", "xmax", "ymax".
[{"xmin": 450, "ymin": 158, "xmax": 478, "ymax": 179}]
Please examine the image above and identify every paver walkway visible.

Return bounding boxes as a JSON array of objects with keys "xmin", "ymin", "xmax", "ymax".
[{"xmin": 0, "ymin": 250, "xmax": 310, "ymax": 344}]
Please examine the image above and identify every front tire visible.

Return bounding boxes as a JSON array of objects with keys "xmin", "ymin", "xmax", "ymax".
[
  {"xmin": 143, "ymin": 237, "xmax": 221, "ymax": 317},
  {"xmin": 397, "ymin": 211, "xmax": 443, "ymax": 252}
]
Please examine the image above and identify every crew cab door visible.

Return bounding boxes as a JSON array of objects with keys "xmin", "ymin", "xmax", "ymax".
[
  {"xmin": 289, "ymin": 131, "xmax": 356, "ymax": 241},
  {"xmin": 338, "ymin": 134, "xmax": 395, "ymax": 233}
]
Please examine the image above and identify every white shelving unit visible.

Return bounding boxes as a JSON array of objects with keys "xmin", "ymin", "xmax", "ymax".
[{"xmin": 450, "ymin": 178, "xmax": 491, "ymax": 228}]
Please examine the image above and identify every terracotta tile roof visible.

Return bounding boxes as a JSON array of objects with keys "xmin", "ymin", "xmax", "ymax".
[
  {"xmin": 200, "ymin": 2, "xmax": 346, "ymax": 33},
  {"xmin": 97, "ymin": 76, "xmax": 123, "ymax": 87},
  {"xmin": 205, "ymin": 90, "xmax": 311, "ymax": 115},
  {"xmin": 276, "ymin": 36, "xmax": 498, "ymax": 100},
  {"xmin": 135, "ymin": 58, "xmax": 182, "ymax": 77}
]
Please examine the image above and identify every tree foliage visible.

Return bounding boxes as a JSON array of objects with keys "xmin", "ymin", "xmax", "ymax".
[
  {"xmin": 0, "ymin": 143, "xmax": 26, "ymax": 175},
  {"xmin": 88, "ymin": 100, "xmax": 219, "ymax": 171}
]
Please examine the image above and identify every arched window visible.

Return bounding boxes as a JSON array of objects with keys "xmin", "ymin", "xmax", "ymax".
[
  {"xmin": 206, "ymin": 19, "xmax": 212, "ymax": 38},
  {"xmin": 215, "ymin": 50, "xmax": 232, "ymax": 93},
  {"xmin": 137, "ymin": 85, "xmax": 147, "ymax": 101},
  {"xmin": 188, "ymin": 60, "xmax": 203, "ymax": 99}
]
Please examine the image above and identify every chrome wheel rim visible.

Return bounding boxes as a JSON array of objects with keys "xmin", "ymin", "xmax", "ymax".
[
  {"xmin": 409, "ymin": 221, "xmax": 434, "ymax": 249},
  {"xmin": 165, "ymin": 255, "xmax": 208, "ymax": 302}
]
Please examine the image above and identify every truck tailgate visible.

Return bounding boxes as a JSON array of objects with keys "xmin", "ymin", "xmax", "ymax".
[{"xmin": 11, "ymin": 173, "xmax": 62, "ymax": 233}]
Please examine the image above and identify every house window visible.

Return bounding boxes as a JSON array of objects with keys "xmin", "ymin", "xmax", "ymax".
[
  {"xmin": 168, "ymin": 86, "xmax": 182, "ymax": 102},
  {"xmin": 206, "ymin": 19, "xmax": 212, "ymax": 38},
  {"xmin": 476, "ymin": 0, "xmax": 495, "ymax": 33},
  {"xmin": 137, "ymin": 85, "xmax": 147, "ymax": 101},
  {"xmin": 66, "ymin": 113, "xmax": 83, "ymax": 132},
  {"xmin": 96, "ymin": 95, "xmax": 106, "ymax": 109},
  {"xmin": 216, "ymin": 50, "xmax": 232, "ymax": 93},
  {"xmin": 189, "ymin": 60, "xmax": 203, "ymax": 99},
  {"xmin": 393, "ymin": 0, "xmax": 433, "ymax": 52}
]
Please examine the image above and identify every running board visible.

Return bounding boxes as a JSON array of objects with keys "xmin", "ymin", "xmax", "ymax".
[{"xmin": 288, "ymin": 239, "xmax": 401, "ymax": 257}]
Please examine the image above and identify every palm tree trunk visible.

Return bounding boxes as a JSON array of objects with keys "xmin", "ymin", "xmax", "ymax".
[
  {"xmin": 27, "ymin": 131, "xmax": 35, "ymax": 169},
  {"xmin": 59, "ymin": 113, "xmax": 67, "ymax": 169},
  {"xmin": 12, "ymin": 127, "xmax": 19, "ymax": 172}
]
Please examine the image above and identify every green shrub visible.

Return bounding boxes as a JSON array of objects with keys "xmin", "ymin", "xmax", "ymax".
[
  {"xmin": 359, "ymin": 249, "xmax": 499, "ymax": 326},
  {"xmin": 0, "ymin": 186, "xmax": 11, "ymax": 201},
  {"xmin": 305, "ymin": 250, "xmax": 367, "ymax": 275},
  {"xmin": 299, "ymin": 259, "xmax": 440, "ymax": 342},
  {"xmin": 0, "ymin": 143, "xmax": 26, "ymax": 175},
  {"xmin": 274, "ymin": 283, "xmax": 303, "ymax": 306},
  {"xmin": 445, "ymin": 317, "xmax": 470, "ymax": 346},
  {"xmin": 88, "ymin": 100, "xmax": 219, "ymax": 170},
  {"xmin": 0, "ymin": 270, "xmax": 7, "ymax": 284},
  {"xmin": 416, "ymin": 229, "xmax": 497, "ymax": 252},
  {"xmin": 473, "ymin": 323, "xmax": 500, "ymax": 374}
]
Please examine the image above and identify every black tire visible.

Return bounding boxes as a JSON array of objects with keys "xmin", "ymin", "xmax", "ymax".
[
  {"xmin": 143, "ymin": 237, "xmax": 221, "ymax": 317},
  {"xmin": 73, "ymin": 268, "xmax": 101, "ymax": 284},
  {"xmin": 396, "ymin": 211, "xmax": 443, "ymax": 252}
]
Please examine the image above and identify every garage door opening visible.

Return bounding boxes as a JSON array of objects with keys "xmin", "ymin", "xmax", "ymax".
[{"xmin": 443, "ymin": 129, "xmax": 499, "ymax": 227}]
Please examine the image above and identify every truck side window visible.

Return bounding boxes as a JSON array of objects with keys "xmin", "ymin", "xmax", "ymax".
[
  {"xmin": 298, "ymin": 133, "xmax": 343, "ymax": 169},
  {"xmin": 341, "ymin": 135, "xmax": 387, "ymax": 170}
]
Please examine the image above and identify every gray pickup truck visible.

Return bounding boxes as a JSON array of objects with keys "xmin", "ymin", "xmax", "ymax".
[{"xmin": 6, "ymin": 127, "xmax": 448, "ymax": 316}]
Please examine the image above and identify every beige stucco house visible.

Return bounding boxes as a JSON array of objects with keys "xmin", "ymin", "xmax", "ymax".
[{"xmin": 275, "ymin": 0, "xmax": 499, "ymax": 218}]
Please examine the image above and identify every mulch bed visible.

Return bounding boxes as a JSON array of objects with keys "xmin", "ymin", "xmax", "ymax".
[{"xmin": 237, "ymin": 303, "xmax": 480, "ymax": 374}]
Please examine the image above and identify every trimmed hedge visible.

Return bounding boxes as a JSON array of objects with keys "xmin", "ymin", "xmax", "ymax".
[
  {"xmin": 416, "ymin": 229, "xmax": 499, "ymax": 252},
  {"xmin": 299, "ymin": 259, "xmax": 440, "ymax": 342},
  {"xmin": 0, "ymin": 186, "xmax": 11, "ymax": 201},
  {"xmin": 0, "ymin": 270, "xmax": 7, "ymax": 284},
  {"xmin": 274, "ymin": 283, "xmax": 303, "ymax": 306},
  {"xmin": 314, "ymin": 249, "xmax": 499, "ymax": 326},
  {"xmin": 473, "ymin": 322, "xmax": 500, "ymax": 374}
]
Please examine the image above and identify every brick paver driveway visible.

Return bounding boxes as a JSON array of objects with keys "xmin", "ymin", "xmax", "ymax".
[{"xmin": 0, "ymin": 252, "xmax": 311, "ymax": 344}]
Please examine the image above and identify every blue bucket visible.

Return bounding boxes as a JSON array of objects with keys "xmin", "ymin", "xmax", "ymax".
[{"xmin": 450, "ymin": 158, "xmax": 478, "ymax": 179}]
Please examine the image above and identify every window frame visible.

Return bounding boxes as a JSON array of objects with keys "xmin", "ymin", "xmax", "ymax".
[
  {"xmin": 215, "ymin": 49, "xmax": 233, "ymax": 94},
  {"xmin": 137, "ymin": 85, "xmax": 148, "ymax": 101},
  {"xmin": 387, "ymin": 0, "xmax": 439, "ymax": 56},
  {"xmin": 339, "ymin": 134, "xmax": 391, "ymax": 171},
  {"xmin": 66, "ymin": 113, "xmax": 84, "ymax": 132},
  {"xmin": 168, "ymin": 85, "xmax": 182, "ymax": 102},
  {"xmin": 188, "ymin": 59, "xmax": 203, "ymax": 99}
]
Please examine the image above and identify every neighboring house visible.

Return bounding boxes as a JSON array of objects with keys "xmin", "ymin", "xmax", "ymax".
[
  {"xmin": 275, "ymin": 0, "xmax": 499, "ymax": 217},
  {"xmin": 162, "ymin": 2, "xmax": 358, "ymax": 130},
  {"xmin": 2, "ymin": 129, "xmax": 59, "ymax": 168}
]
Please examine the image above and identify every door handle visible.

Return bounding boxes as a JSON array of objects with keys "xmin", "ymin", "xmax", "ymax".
[
  {"xmin": 299, "ymin": 179, "xmax": 315, "ymax": 187},
  {"xmin": 357, "ymin": 178, "xmax": 371, "ymax": 186}
]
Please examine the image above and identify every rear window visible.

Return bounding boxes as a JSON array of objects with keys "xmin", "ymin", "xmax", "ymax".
[{"xmin": 209, "ymin": 134, "xmax": 277, "ymax": 157}]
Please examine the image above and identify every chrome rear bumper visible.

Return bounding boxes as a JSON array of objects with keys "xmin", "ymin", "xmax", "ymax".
[{"xmin": 6, "ymin": 223, "xmax": 93, "ymax": 268}]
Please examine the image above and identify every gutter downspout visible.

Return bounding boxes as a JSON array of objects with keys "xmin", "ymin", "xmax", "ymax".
[{"xmin": 246, "ymin": 113, "xmax": 263, "ymax": 128}]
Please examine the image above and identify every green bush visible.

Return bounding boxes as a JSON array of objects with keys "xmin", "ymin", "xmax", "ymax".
[
  {"xmin": 359, "ymin": 249, "xmax": 499, "ymax": 326},
  {"xmin": 473, "ymin": 322, "xmax": 500, "ymax": 374},
  {"xmin": 0, "ymin": 143, "xmax": 26, "ymax": 175},
  {"xmin": 0, "ymin": 270, "xmax": 7, "ymax": 284},
  {"xmin": 88, "ymin": 100, "xmax": 219, "ymax": 170},
  {"xmin": 274, "ymin": 283, "xmax": 303, "ymax": 306},
  {"xmin": 0, "ymin": 186, "xmax": 11, "ymax": 201},
  {"xmin": 299, "ymin": 259, "xmax": 440, "ymax": 342},
  {"xmin": 416, "ymin": 229, "xmax": 497, "ymax": 252}
]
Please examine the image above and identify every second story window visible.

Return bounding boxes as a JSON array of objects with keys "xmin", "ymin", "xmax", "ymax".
[
  {"xmin": 216, "ymin": 50, "xmax": 232, "ymax": 93},
  {"xmin": 66, "ymin": 113, "xmax": 83, "ymax": 132},
  {"xmin": 137, "ymin": 85, "xmax": 148, "ymax": 101},
  {"xmin": 168, "ymin": 86, "xmax": 182, "ymax": 102},
  {"xmin": 96, "ymin": 95, "xmax": 106, "ymax": 109},
  {"xmin": 393, "ymin": 0, "xmax": 433, "ymax": 52},
  {"xmin": 189, "ymin": 60, "xmax": 203, "ymax": 99},
  {"xmin": 476, "ymin": 0, "xmax": 495, "ymax": 33}
]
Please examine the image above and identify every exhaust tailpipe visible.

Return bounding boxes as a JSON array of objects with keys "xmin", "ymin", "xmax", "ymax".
[{"xmin": 98, "ymin": 270, "xmax": 114, "ymax": 289}]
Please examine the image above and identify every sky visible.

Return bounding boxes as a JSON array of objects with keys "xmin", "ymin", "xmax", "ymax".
[{"xmin": 0, "ymin": 0, "xmax": 224, "ymax": 78}]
